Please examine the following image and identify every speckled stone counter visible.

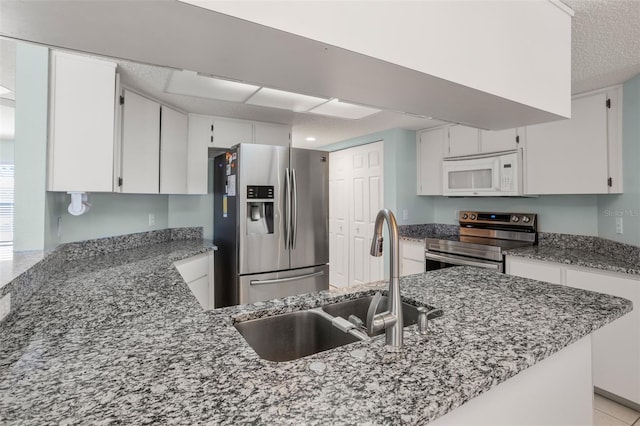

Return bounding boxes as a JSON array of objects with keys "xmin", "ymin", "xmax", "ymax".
[
  {"xmin": 0, "ymin": 228, "xmax": 207, "ymax": 323},
  {"xmin": 399, "ymin": 224, "xmax": 458, "ymax": 243},
  {"xmin": 0, "ymin": 240, "xmax": 631, "ymax": 425},
  {"xmin": 506, "ymin": 233, "xmax": 640, "ymax": 276}
]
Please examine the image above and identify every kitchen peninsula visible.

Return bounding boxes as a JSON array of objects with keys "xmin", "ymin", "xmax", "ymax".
[{"xmin": 0, "ymin": 233, "xmax": 631, "ymax": 425}]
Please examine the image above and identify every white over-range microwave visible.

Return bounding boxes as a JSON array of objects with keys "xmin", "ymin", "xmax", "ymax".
[{"xmin": 442, "ymin": 150, "xmax": 523, "ymax": 196}]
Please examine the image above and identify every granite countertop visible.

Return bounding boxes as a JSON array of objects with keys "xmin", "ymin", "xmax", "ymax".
[
  {"xmin": 505, "ymin": 245, "xmax": 640, "ymax": 276},
  {"xmin": 0, "ymin": 250, "xmax": 51, "ymax": 290},
  {"xmin": 0, "ymin": 241, "xmax": 631, "ymax": 425}
]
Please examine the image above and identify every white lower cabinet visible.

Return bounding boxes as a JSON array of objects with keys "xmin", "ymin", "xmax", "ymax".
[
  {"xmin": 174, "ymin": 252, "xmax": 214, "ymax": 310},
  {"xmin": 400, "ymin": 240, "xmax": 425, "ymax": 277},
  {"xmin": 506, "ymin": 256, "xmax": 640, "ymax": 405}
]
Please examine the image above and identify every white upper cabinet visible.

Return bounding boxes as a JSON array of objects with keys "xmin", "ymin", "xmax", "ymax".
[
  {"xmin": 417, "ymin": 126, "xmax": 447, "ymax": 195},
  {"xmin": 524, "ymin": 86, "xmax": 622, "ymax": 195},
  {"xmin": 447, "ymin": 125, "xmax": 480, "ymax": 157},
  {"xmin": 253, "ymin": 122, "xmax": 290, "ymax": 146},
  {"xmin": 47, "ymin": 51, "xmax": 117, "ymax": 192},
  {"xmin": 160, "ymin": 106, "xmax": 188, "ymax": 194},
  {"xmin": 186, "ymin": 114, "xmax": 209, "ymax": 195},
  {"xmin": 119, "ymin": 89, "xmax": 161, "ymax": 194},
  {"xmin": 479, "ymin": 128, "xmax": 521, "ymax": 153},
  {"xmin": 212, "ymin": 117, "xmax": 253, "ymax": 148}
]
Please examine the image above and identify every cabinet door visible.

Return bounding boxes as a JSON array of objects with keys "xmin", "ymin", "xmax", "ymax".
[
  {"xmin": 254, "ymin": 122, "xmax": 290, "ymax": 146},
  {"xmin": 505, "ymin": 257, "xmax": 563, "ymax": 284},
  {"xmin": 417, "ymin": 127, "xmax": 446, "ymax": 195},
  {"xmin": 188, "ymin": 114, "xmax": 214, "ymax": 149},
  {"xmin": 212, "ymin": 118, "xmax": 253, "ymax": 148},
  {"xmin": 160, "ymin": 106, "xmax": 188, "ymax": 194},
  {"xmin": 48, "ymin": 52, "xmax": 116, "ymax": 192},
  {"xmin": 120, "ymin": 90, "xmax": 160, "ymax": 193},
  {"xmin": 480, "ymin": 128, "xmax": 519, "ymax": 153},
  {"xmin": 525, "ymin": 92, "xmax": 609, "ymax": 194},
  {"xmin": 447, "ymin": 125, "xmax": 480, "ymax": 157},
  {"xmin": 400, "ymin": 240, "xmax": 425, "ymax": 277},
  {"xmin": 565, "ymin": 268, "xmax": 640, "ymax": 404},
  {"xmin": 187, "ymin": 114, "xmax": 210, "ymax": 194}
]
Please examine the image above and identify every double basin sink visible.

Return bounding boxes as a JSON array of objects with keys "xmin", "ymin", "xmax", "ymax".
[{"xmin": 234, "ymin": 295, "xmax": 442, "ymax": 362}]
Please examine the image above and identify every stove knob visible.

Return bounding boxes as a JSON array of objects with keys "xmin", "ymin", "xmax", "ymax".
[
  {"xmin": 511, "ymin": 215, "xmax": 520, "ymax": 223},
  {"xmin": 462, "ymin": 213, "xmax": 468, "ymax": 219},
  {"xmin": 470, "ymin": 214, "xmax": 477, "ymax": 220},
  {"xmin": 523, "ymin": 216, "xmax": 531, "ymax": 223}
]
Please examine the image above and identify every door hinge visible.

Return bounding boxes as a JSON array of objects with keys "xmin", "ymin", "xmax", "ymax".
[
  {"xmin": 606, "ymin": 98, "xmax": 611, "ymax": 109},
  {"xmin": 118, "ymin": 177, "xmax": 123, "ymax": 187},
  {"xmin": 119, "ymin": 95, "xmax": 124, "ymax": 105},
  {"xmin": 607, "ymin": 177, "xmax": 613, "ymax": 187},
  {"xmin": 516, "ymin": 135, "xmax": 520, "ymax": 144}
]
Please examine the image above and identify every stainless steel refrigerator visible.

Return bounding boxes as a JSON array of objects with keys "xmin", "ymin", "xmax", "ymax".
[{"xmin": 213, "ymin": 144, "xmax": 329, "ymax": 307}]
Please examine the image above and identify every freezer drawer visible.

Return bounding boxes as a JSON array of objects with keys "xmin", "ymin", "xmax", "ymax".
[{"xmin": 239, "ymin": 265, "xmax": 328, "ymax": 305}]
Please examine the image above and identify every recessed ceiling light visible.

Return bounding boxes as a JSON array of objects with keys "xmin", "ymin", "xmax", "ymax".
[
  {"xmin": 246, "ymin": 87, "xmax": 328, "ymax": 112},
  {"xmin": 308, "ymin": 99, "xmax": 381, "ymax": 120},
  {"xmin": 165, "ymin": 70, "xmax": 260, "ymax": 102},
  {"xmin": 305, "ymin": 137, "xmax": 317, "ymax": 142},
  {"xmin": 0, "ymin": 85, "xmax": 11, "ymax": 96}
]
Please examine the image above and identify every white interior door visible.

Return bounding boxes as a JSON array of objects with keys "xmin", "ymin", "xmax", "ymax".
[
  {"xmin": 329, "ymin": 151, "xmax": 349, "ymax": 287},
  {"xmin": 329, "ymin": 141, "xmax": 384, "ymax": 287}
]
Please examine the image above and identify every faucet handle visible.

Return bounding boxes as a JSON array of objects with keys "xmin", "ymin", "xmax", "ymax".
[
  {"xmin": 417, "ymin": 307, "xmax": 442, "ymax": 336},
  {"xmin": 348, "ymin": 315, "xmax": 365, "ymax": 330},
  {"xmin": 366, "ymin": 292, "xmax": 383, "ymax": 335}
]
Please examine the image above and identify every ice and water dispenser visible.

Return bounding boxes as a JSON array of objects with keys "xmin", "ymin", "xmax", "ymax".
[{"xmin": 246, "ymin": 185, "xmax": 274, "ymax": 235}]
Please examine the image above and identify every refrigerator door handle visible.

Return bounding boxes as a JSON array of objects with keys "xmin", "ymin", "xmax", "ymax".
[
  {"xmin": 250, "ymin": 270, "xmax": 325, "ymax": 286},
  {"xmin": 291, "ymin": 168, "xmax": 298, "ymax": 250},
  {"xmin": 285, "ymin": 167, "xmax": 291, "ymax": 250}
]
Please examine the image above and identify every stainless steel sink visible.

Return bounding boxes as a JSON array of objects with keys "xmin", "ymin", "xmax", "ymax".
[
  {"xmin": 234, "ymin": 310, "xmax": 359, "ymax": 362},
  {"xmin": 321, "ymin": 295, "xmax": 441, "ymax": 336},
  {"xmin": 234, "ymin": 295, "xmax": 443, "ymax": 362}
]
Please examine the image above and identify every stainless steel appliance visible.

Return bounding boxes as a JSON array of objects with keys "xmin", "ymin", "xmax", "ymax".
[
  {"xmin": 425, "ymin": 211, "xmax": 537, "ymax": 273},
  {"xmin": 213, "ymin": 144, "xmax": 329, "ymax": 307}
]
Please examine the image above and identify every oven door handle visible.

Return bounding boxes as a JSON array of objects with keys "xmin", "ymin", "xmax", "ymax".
[{"xmin": 425, "ymin": 252, "xmax": 501, "ymax": 270}]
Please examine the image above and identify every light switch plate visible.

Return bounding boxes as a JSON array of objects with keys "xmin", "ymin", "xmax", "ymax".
[{"xmin": 616, "ymin": 217, "xmax": 623, "ymax": 234}]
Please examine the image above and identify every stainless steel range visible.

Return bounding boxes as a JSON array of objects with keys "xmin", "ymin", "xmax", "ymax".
[{"xmin": 425, "ymin": 211, "xmax": 537, "ymax": 273}]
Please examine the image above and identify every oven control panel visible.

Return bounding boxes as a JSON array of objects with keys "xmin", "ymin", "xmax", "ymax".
[{"xmin": 459, "ymin": 211, "xmax": 536, "ymax": 228}]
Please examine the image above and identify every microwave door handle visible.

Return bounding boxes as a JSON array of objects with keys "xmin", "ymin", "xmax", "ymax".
[{"xmin": 493, "ymin": 158, "xmax": 501, "ymax": 190}]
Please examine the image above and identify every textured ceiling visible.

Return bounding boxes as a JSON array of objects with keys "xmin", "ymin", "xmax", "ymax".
[
  {"xmin": 564, "ymin": 0, "xmax": 640, "ymax": 94},
  {"xmin": 1, "ymin": 1, "xmax": 639, "ymax": 148}
]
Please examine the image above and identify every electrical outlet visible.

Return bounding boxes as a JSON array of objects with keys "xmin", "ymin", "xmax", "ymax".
[
  {"xmin": 454, "ymin": 209, "xmax": 460, "ymax": 220},
  {"xmin": 616, "ymin": 217, "xmax": 623, "ymax": 234},
  {"xmin": 403, "ymin": 209, "xmax": 409, "ymax": 221},
  {"xmin": 56, "ymin": 216, "xmax": 62, "ymax": 238},
  {"xmin": 0, "ymin": 293, "xmax": 11, "ymax": 322},
  {"xmin": 148, "ymin": 213, "xmax": 155, "ymax": 227}
]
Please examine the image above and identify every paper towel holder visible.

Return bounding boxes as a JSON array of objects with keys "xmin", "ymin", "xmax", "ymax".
[{"xmin": 67, "ymin": 192, "xmax": 91, "ymax": 216}]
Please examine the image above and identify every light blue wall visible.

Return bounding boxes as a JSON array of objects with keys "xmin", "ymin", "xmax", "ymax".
[
  {"xmin": 51, "ymin": 192, "xmax": 170, "ymax": 244},
  {"xmin": 432, "ymin": 195, "xmax": 599, "ymax": 235},
  {"xmin": 598, "ymin": 74, "xmax": 640, "ymax": 246},
  {"xmin": 13, "ymin": 43, "xmax": 49, "ymax": 251},
  {"xmin": 322, "ymin": 128, "xmax": 434, "ymax": 225}
]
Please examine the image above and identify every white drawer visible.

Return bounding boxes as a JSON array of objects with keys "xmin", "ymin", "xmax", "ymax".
[
  {"xmin": 174, "ymin": 253, "xmax": 209, "ymax": 283},
  {"xmin": 401, "ymin": 240, "xmax": 426, "ymax": 261}
]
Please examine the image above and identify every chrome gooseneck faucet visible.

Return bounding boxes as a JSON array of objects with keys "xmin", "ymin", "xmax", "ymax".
[{"xmin": 366, "ymin": 208, "xmax": 404, "ymax": 350}]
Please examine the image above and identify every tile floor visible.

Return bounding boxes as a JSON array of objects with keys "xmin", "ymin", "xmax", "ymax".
[{"xmin": 594, "ymin": 394, "xmax": 640, "ymax": 426}]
